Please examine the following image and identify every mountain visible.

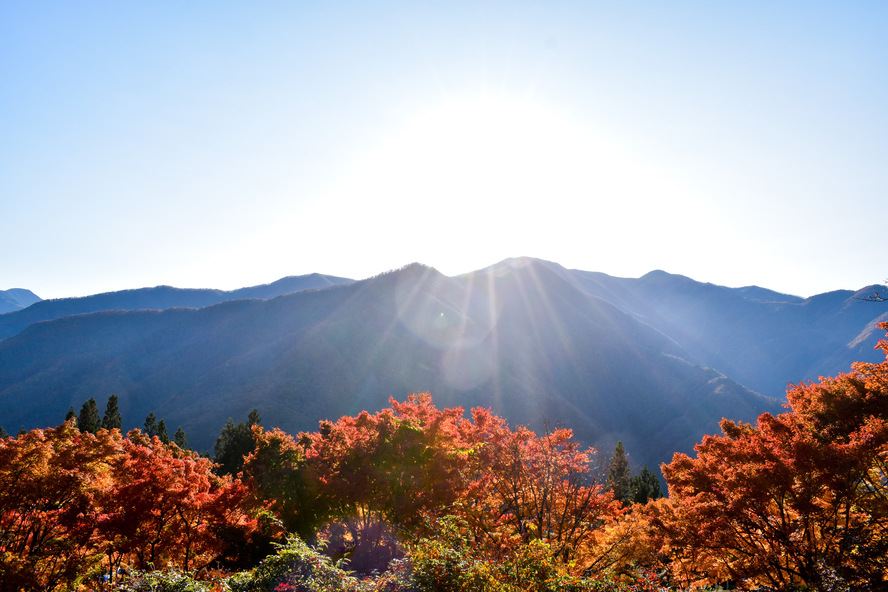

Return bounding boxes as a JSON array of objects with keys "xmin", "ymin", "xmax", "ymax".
[
  {"xmin": 0, "ymin": 274, "xmax": 354, "ymax": 341},
  {"xmin": 562, "ymin": 268, "xmax": 888, "ymax": 396},
  {"xmin": 0, "ymin": 258, "xmax": 884, "ymax": 471},
  {"xmin": 0, "ymin": 288, "xmax": 41, "ymax": 314}
]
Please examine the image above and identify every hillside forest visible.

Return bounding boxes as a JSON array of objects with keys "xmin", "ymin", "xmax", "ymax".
[{"xmin": 2, "ymin": 323, "xmax": 888, "ymax": 591}]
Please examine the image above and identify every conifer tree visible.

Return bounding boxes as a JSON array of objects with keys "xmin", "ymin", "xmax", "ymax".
[
  {"xmin": 78, "ymin": 397, "xmax": 101, "ymax": 434},
  {"xmin": 0, "ymin": 425, "xmax": 7, "ymax": 438},
  {"xmin": 102, "ymin": 394, "xmax": 122, "ymax": 430},
  {"xmin": 606, "ymin": 441, "xmax": 631, "ymax": 505},
  {"xmin": 214, "ymin": 409, "xmax": 261, "ymax": 476},
  {"xmin": 173, "ymin": 426, "xmax": 188, "ymax": 449},
  {"xmin": 65, "ymin": 406, "xmax": 76, "ymax": 423},
  {"xmin": 627, "ymin": 465, "xmax": 662, "ymax": 504},
  {"xmin": 157, "ymin": 419, "xmax": 170, "ymax": 445},
  {"xmin": 144, "ymin": 412, "xmax": 158, "ymax": 437}
]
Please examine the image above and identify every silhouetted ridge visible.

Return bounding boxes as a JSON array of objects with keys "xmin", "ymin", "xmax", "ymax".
[{"xmin": 0, "ymin": 274, "xmax": 354, "ymax": 341}]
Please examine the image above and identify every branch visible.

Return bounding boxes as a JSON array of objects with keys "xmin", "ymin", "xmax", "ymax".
[{"xmin": 858, "ymin": 292, "xmax": 888, "ymax": 303}]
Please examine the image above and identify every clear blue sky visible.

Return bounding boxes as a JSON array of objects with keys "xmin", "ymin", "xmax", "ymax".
[{"xmin": 2, "ymin": 1, "xmax": 886, "ymax": 299}]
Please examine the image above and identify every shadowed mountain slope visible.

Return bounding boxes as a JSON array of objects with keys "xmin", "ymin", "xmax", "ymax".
[{"xmin": 0, "ymin": 274, "xmax": 354, "ymax": 341}]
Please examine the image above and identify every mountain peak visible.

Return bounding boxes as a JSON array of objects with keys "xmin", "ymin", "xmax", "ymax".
[{"xmin": 0, "ymin": 289, "xmax": 42, "ymax": 314}]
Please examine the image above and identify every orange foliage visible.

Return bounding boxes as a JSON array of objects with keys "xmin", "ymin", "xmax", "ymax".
[
  {"xmin": 656, "ymin": 322, "xmax": 888, "ymax": 590},
  {"xmin": 0, "ymin": 421, "xmax": 120, "ymax": 591},
  {"xmin": 457, "ymin": 410, "xmax": 623, "ymax": 571},
  {"xmin": 244, "ymin": 393, "xmax": 621, "ymax": 574},
  {"xmin": 0, "ymin": 421, "xmax": 259, "ymax": 591},
  {"xmin": 99, "ymin": 430, "xmax": 259, "ymax": 575}
]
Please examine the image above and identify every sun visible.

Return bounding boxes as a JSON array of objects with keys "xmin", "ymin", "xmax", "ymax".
[
  {"xmin": 360, "ymin": 96, "xmax": 605, "ymax": 213},
  {"xmin": 264, "ymin": 93, "xmax": 706, "ymax": 282}
]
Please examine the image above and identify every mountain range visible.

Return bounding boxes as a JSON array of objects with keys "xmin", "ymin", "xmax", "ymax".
[{"xmin": 1, "ymin": 258, "xmax": 885, "ymax": 471}]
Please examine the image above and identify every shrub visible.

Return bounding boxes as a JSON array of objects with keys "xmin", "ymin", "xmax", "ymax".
[
  {"xmin": 407, "ymin": 516, "xmax": 605, "ymax": 592},
  {"xmin": 112, "ymin": 568, "xmax": 220, "ymax": 592},
  {"xmin": 227, "ymin": 536, "xmax": 362, "ymax": 592}
]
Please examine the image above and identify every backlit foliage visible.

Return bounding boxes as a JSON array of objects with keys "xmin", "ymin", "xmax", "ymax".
[
  {"xmin": 244, "ymin": 394, "xmax": 622, "ymax": 577},
  {"xmin": 655, "ymin": 322, "xmax": 888, "ymax": 590},
  {"xmin": 0, "ymin": 422, "xmax": 259, "ymax": 591}
]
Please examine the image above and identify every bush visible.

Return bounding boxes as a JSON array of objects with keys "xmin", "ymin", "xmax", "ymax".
[
  {"xmin": 112, "ymin": 569, "xmax": 219, "ymax": 592},
  {"xmin": 407, "ymin": 517, "xmax": 605, "ymax": 592},
  {"xmin": 227, "ymin": 536, "xmax": 363, "ymax": 592}
]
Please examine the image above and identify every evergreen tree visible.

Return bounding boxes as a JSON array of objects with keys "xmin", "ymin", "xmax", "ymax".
[
  {"xmin": 173, "ymin": 426, "xmax": 188, "ymax": 449},
  {"xmin": 214, "ymin": 409, "xmax": 261, "ymax": 476},
  {"xmin": 606, "ymin": 441, "xmax": 631, "ymax": 505},
  {"xmin": 78, "ymin": 397, "xmax": 101, "ymax": 434},
  {"xmin": 0, "ymin": 425, "xmax": 7, "ymax": 438},
  {"xmin": 144, "ymin": 412, "xmax": 158, "ymax": 437},
  {"xmin": 627, "ymin": 465, "xmax": 663, "ymax": 504},
  {"xmin": 157, "ymin": 419, "xmax": 170, "ymax": 445},
  {"xmin": 101, "ymin": 394, "xmax": 122, "ymax": 430},
  {"xmin": 65, "ymin": 406, "xmax": 76, "ymax": 423}
]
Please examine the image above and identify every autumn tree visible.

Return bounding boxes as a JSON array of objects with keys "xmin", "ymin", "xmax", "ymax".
[
  {"xmin": 98, "ymin": 430, "xmax": 260, "ymax": 576},
  {"xmin": 459, "ymin": 411, "xmax": 624, "ymax": 571},
  {"xmin": 306, "ymin": 396, "xmax": 468, "ymax": 532},
  {"xmin": 295, "ymin": 395, "xmax": 469, "ymax": 572},
  {"xmin": 0, "ymin": 420, "xmax": 121, "ymax": 591},
  {"xmin": 243, "ymin": 395, "xmax": 624, "ymax": 575},
  {"xmin": 654, "ymin": 322, "xmax": 888, "ymax": 590}
]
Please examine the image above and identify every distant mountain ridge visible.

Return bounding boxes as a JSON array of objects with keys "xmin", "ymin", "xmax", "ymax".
[
  {"xmin": 0, "ymin": 274, "xmax": 354, "ymax": 341},
  {"xmin": 0, "ymin": 258, "xmax": 884, "ymax": 471},
  {"xmin": 0, "ymin": 288, "xmax": 41, "ymax": 314},
  {"xmin": 560, "ymin": 266, "xmax": 887, "ymax": 396}
]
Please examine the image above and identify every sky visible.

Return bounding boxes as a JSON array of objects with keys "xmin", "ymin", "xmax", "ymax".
[{"xmin": 2, "ymin": 1, "xmax": 887, "ymax": 300}]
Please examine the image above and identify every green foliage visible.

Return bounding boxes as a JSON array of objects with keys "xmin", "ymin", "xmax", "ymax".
[
  {"xmin": 174, "ymin": 425, "xmax": 189, "ymax": 449},
  {"xmin": 227, "ymin": 536, "xmax": 362, "ymax": 592},
  {"xmin": 103, "ymin": 394, "xmax": 122, "ymax": 430},
  {"xmin": 144, "ymin": 412, "xmax": 159, "ymax": 437},
  {"xmin": 78, "ymin": 396, "xmax": 102, "ymax": 433},
  {"xmin": 113, "ymin": 568, "xmax": 216, "ymax": 592},
  {"xmin": 626, "ymin": 466, "xmax": 662, "ymax": 505},
  {"xmin": 606, "ymin": 441, "xmax": 631, "ymax": 505},
  {"xmin": 158, "ymin": 418, "xmax": 170, "ymax": 444},
  {"xmin": 215, "ymin": 409, "xmax": 261, "ymax": 476},
  {"xmin": 408, "ymin": 517, "xmax": 600, "ymax": 592},
  {"xmin": 65, "ymin": 405, "xmax": 77, "ymax": 423}
]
